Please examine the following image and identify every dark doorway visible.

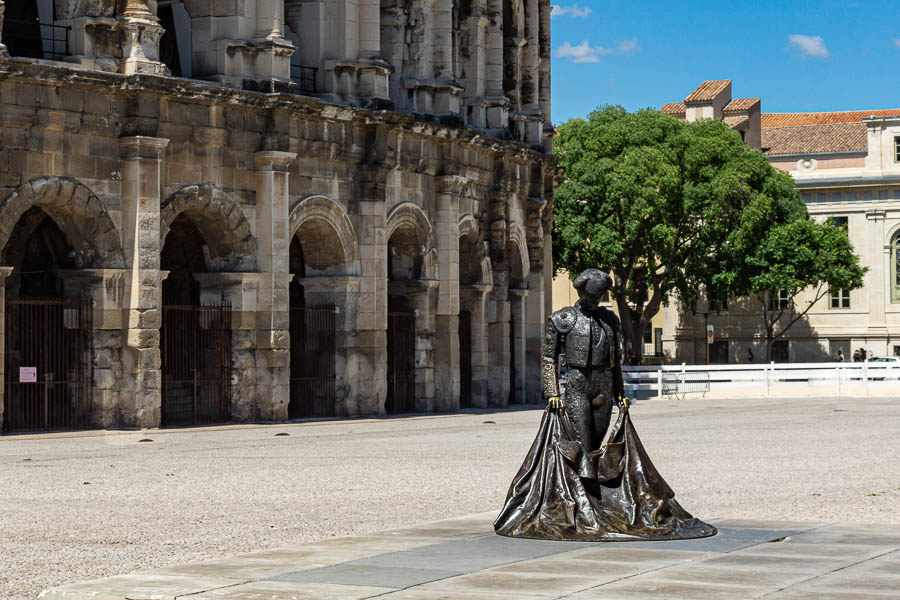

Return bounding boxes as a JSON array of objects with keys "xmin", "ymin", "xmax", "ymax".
[
  {"xmin": 1, "ymin": 0, "xmax": 43, "ymax": 59},
  {"xmin": 387, "ymin": 311, "xmax": 415, "ymax": 414},
  {"xmin": 160, "ymin": 214, "xmax": 232, "ymax": 425},
  {"xmin": 772, "ymin": 340, "xmax": 789, "ymax": 363},
  {"xmin": 709, "ymin": 340, "xmax": 729, "ymax": 364},
  {"xmin": 289, "ymin": 305, "xmax": 336, "ymax": 419},
  {"xmin": 3, "ymin": 297, "xmax": 92, "ymax": 432},
  {"xmin": 459, "ymin": 310, "xmax": 472, "ymax": 408},
  {"xmin": 508, "ymin": 313, "xmax": 517, "ymax": 403}
]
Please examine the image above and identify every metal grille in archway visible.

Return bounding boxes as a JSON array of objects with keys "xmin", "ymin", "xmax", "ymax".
[
  {"xmin": 386, "ymin": 311, "xmax": 415, "ymax": 414},
  {"xmin": 3, "ymin": 297, "xmax": 92, "ymax": 432},
  {"xmin": 459, "ymin": 311, "xmax": 472, "ymax": 408},
  {"xmin": 289, "ymin": 305, "xmax": 336, "ymax": 419},
  {"xmin": 161, "ymin": 305, "xmax": 232, "ymax": 426}
]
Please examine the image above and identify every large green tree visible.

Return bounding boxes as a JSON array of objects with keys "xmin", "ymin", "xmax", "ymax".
[{"xmin": 553, "ymin": 105, "xmax": 806, "ymax": 362}]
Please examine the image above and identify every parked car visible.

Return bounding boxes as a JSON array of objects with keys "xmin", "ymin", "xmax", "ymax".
[{"xmin": 866, "ymin": 356, "xmax": 899, "ymax": 381}]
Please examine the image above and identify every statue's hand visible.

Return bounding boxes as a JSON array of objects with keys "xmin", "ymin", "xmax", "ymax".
[
  {"xmin": 617, "ymin": 395, "xmax": 630, "ymax": 412},
  {"xmin": 547, "ymin": 396, "xmax": 565, "ymax": 410}
]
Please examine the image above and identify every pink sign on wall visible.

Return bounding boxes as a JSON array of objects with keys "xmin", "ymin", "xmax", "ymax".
[{"xmin": 19, "ymin": 367, "xmax": 37, "ymax": 383}]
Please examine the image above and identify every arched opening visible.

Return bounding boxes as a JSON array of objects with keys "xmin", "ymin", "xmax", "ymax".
[
  {"xmin": 458, "ymin": 227, "xmax": 486, "ymax": 409},
  {"xmin": 159, "ymin": 212, "xmax": 231, "ymax": 426},
  {"xmin": 2, "ymin": 207, "xmax": 91, "ymax": 432},
  {"xmin": 386, "ymin": 224, "xmax": 420, "ymax": 414},
  {"xmin": 157, "ymin": 1, "xmax": 193, "ymax": 78},
  {"xmin": 288, "ymin": 218, "xmax": 343, "ymax": 420},
  {"xmin": 507, "ymin": 237, "xmax": 528, "ymax": 405}
]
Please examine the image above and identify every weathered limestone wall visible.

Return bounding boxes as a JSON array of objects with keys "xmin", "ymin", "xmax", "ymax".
[{"xmin": 0, "ymin": 60, "xmax": 554, "ymax": 429}]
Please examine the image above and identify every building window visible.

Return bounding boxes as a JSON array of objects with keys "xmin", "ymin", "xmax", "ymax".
[
  {"xmin": 830, "ymin": 289, "xmax": 850, "ymax": 309},
  {"xmin": 895, "ymin": 136, "xmax": 900, "ymax": 162},
  {"xmin": 768, "ymin": 289, "xmax": 789, "ymax": 311},
  {"xmin": 892, "ymin": 234, "xmax": 900, "ymax": 303},
  {"xmin": 830, "ymin": 216, "xmax": 848, "ymax": 230}
]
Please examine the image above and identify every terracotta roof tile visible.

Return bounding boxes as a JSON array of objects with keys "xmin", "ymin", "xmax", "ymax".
[
  {"xmin": 684, "ymin": 80, "xmax": 731, "ymax": 103},
  {"xmin": 761, "ymin": 122, "xmax": 866, "ymax": 156},
  {"xmin": 723, "ymin": 98, "xmax": 760, "ymax": 114},
  {"xmin": 724, "ymin": 116, "xmax": 748, "ymax": 129},
  {"xmin": 660, "ymin": 102, "xmax": 686, "ymax": 116},
  {"xmin": 761, "ymin": 110, "xmax": 900, "ymax": 127}
]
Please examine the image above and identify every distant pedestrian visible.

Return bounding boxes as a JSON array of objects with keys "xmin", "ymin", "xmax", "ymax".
[
  {"xmin": 837, "ymin": 349, "xmax": 845, "ymax": 362},
  {"xmin": 747, "ymin": 348, "xmax": 754, "ymax": 363},
  {"xmin": 860, "ymin": 348, "xmax": 867, "ymax": 361},
  {"xmin": 853, "ymin": 349, "xmax": 860, "ymax": 362}
]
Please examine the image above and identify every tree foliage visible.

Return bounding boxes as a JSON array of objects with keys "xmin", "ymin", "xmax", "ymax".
[{"xmin": 552, "ymin": 105, "xmax": 811, "ymax": 362}]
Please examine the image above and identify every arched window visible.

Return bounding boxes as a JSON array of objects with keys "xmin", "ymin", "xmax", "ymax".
[{"xmin": 892, "ymin": 233, "xmax": 900, "ymax": 303}]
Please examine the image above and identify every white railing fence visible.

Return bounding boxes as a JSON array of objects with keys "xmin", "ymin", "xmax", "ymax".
[{"xmin": 623, "ymin": 362, "xmax": 900, "ymax": 398}]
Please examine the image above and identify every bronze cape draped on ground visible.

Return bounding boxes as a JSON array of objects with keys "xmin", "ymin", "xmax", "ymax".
[{"xmin": 494, "ymin": 407, "xmax": 717, "ymax": 541}]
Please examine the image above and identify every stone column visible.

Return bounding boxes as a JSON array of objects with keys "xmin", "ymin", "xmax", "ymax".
[
  {"xmin": 298, "ymin": 276, "xmax": 361, "ymax": 415},
  {"xmin": 433, "ymin": 176, "xmax": 463, "ymax": 410},
  {"xmin": 484, "ymin": 0, "xmax": 509, "ymax": 130},
  {"xmin": 462, "ymin": 6, "xmax": 489, "ymax": 127},
  {"xmin": 254, "ymin": 151, "xmax": 296, "ymax": 422},
  {"xmin": 0, "ymin": 1, "xmax": 7, "ymax": 58},
  {"xmin": 487, "ymin": 296, "xmax": 511, "ymax": 406},
  {"xmin": 255, "ymin": 0, "xmax": 285, "ymax": 40},
  {"xmin": 120, "ymin": 0, "xmax": 166, "ymax": 75},
  {"xmin": 461, "ymin": 283, "xmax": 492, "ymax": 407},
  {"xmin": 523, "ymin": 0, "xmax": 542, "ymax": 145},
  {"xmin": 391, "ymin": 280, "xmax": 438, "ymax": 411},
  {"xmin": 867, "ymin": 211, "xmax": 889, "ymax": 354},
  {"xmin": 358, "ymin": 0, "xmax": 381, "ymax": 60},
  {"xmin": 119, "ymin": 136, "xmax": 168, "ymax": 428},
  {"xmin": 538, "ymin": 0, "xmax": 552, "ymax": 151},
  {"xmin": 0, "ymin": 267, "xmax": 13, "ymax": 427},
  {"xmin": 193, "ymin": 272, "xmax": 261, "ymax": 422}
]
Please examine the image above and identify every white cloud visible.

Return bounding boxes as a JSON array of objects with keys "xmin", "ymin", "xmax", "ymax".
[
  {"xmin": 788, "ymin": 34, "xmax": 830, "ymax": 58},
  {"xmin": 554, "ymin": 39, "xmax": 638, "ymax": 63},
  {"xmin": 894, "ymin": 39, "xmax": 900, "ymax": 48},
  {"xmin": 551, "ymin": 4, "xmax": 592, "ymax": 18}
]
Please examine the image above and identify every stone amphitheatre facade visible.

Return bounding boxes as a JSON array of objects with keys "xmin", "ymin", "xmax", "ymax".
[{"xmin": 0, "ymin": 0, "xmax": 555, "ymax": 431}]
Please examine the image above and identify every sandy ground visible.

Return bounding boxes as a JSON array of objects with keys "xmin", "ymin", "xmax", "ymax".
[{"xmin": 2, "ymin": 395, "xmax": 898, "ymax": 599}]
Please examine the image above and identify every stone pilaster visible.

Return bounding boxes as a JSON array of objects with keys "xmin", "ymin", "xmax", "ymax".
[
  {"xmin": 119, "ymin": 135, "xmax": 168, "ymax": 428},
  {"xmin": 433, "ymin": 176, "xmax": 464, "ymax": 410},
  {"xmin": 120, "ymin": 0, "xmax": 166, "ymax": 75},
  {"xmin": 523, "ymin": 0, "xmax": 543, "ymax": 145},
  {"xmin": 254, "ymin": 151, "xmax": 296, "ymax": 421},
  {"xmin": 461, "ymin": 283, "xmax": 492, "ymax": 407},
  {"xmin": 392, "ymin": 279, "xmax": 439, "ymax": 412},
  {"xmin": 868, "ymin": 210, "xmax": 888, "ymax": 333},
  {"xmin": 484, "ymin": 0, "xmax": 510, "ymax": 130},
  {"xmin": 0, "ymin": 267, "xmax": 13, "ymax": 428},
  {"xmin": 462, "ymin": 7, "xmax": 489, "ymax": 127},
  {"xmin": 0, "ymin": 1, "xmax": 7, "ymax": 58},
  {"xmin": 509, "ymin": 287, "xmax": 528, "ymax": 403}
]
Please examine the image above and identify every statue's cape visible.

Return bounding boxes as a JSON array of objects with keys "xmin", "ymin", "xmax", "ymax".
[{"xmin": 493, "ymin": 407, "xmax": 717, "ymax": 542}]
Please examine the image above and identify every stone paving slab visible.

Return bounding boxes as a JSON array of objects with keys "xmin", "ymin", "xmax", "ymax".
[{"xmin": 40, "ymin": 512, "xmax": 900, "ymax": 600}]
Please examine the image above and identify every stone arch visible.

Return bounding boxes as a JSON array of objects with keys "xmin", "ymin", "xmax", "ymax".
[
  {"xmin": 386, "ymin": 202, "xmax": 437, "ymax": 281},
  {"xmin": 459, "ymin": 213, "xmax": 493, "ymax": 286},
  {"xmin": 289, "ymin": 194, "xmax": 361, "ymax": 276},
  {"xmin": 0, "ymin": 176, "xmax": 124, "ymax": 268},
  {"xmin": 160, "ymin": 184, "xmax": 257, "ymax": 272},
  {"xmin": 508, "ymin": 221, "xmax": 529, "ymax": 289}
]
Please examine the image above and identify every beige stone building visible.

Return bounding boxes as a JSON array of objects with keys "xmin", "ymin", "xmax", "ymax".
[
  {"xmin": 0, "ymin": 0, "xmax": 556, "ymax": 432},
  {"xmin": 660, "ymin": 80, "xmax": 900, "ymax": 364}
]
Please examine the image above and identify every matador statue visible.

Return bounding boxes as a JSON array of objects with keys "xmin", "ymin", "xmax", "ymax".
[{"xmin": 495, "ymin": 268, "xmax": 717, "ymax": 542}]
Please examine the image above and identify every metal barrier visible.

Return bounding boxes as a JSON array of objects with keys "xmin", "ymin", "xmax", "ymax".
[
  {"xmin": 290, "ymin": 62, "xmax": 318, "ymax": 93},
  {"xmin": 624, "ymin": 361, "xmax": 900, "ymax": 398},
  {"xmin": 161, "ymin": 304, "xmax": 232, "ymax": 426},
  {"xmin": 3, "ymin": 18, "xmax": 71, "ymax": 60},
  {"xmin": 3, "ymin": 297, "xmax": 92, "ymax": 432},
  {"xmin": 289, "ymin": 304, "xmax": 336, "ymax": 419}
]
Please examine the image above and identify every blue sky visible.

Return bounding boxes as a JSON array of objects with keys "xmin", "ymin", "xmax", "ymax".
[{"xmin": 550, "ymin": 0, "xmax": 900, "ymax": 124}]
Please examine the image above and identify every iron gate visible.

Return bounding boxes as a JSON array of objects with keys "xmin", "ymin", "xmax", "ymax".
[
  {"xmin": 459, "ymin": 311, "xmax": 472, "ymax": 408},
  {"xmin": 289, "ymin": 305, "xmax": 336, "ymax": 419},
  {"xmin": 3, "ymin": 297, "xmax": 92, "ymax": 432},
  {"xmin": 162, "ymin": 305, "xmax": 232, "ymax": 426},
  {"xmin": 387, "ymin": 311, "xmax": 415, "ymax": 414}
]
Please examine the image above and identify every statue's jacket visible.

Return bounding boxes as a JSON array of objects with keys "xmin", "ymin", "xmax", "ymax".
[{"xmin": 541, "ymin": 304, "xmax": 625, "ymax": 399}]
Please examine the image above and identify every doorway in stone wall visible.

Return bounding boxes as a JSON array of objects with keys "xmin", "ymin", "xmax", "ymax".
[
  {"xmin": 1, "ymin": 208, "xmax": 92, "ymax": 432},
  {"xmin": 160, "ymin": 213, "xmax": 232, "ymax": 426}
]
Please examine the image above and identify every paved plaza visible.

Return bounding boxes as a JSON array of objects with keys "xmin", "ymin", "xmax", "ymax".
[{"xmin": 2, "ymin": 395, "xmax": 898, "ymax": 599}]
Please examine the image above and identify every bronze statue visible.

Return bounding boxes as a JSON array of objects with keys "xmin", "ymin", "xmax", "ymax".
[{"xmin": 494, "ymin": 269, "xmax": 716, "ymax": 541}]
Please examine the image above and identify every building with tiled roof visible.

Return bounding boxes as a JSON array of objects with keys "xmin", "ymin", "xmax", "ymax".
[{"xmin": 653, "ymin": 80, "xmax": 900, "ymax": 365}]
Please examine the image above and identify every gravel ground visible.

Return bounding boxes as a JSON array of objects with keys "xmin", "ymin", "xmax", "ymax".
[{"xmin": 2, "ymin": 395, "xmax": 899, "ymax": 599}]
